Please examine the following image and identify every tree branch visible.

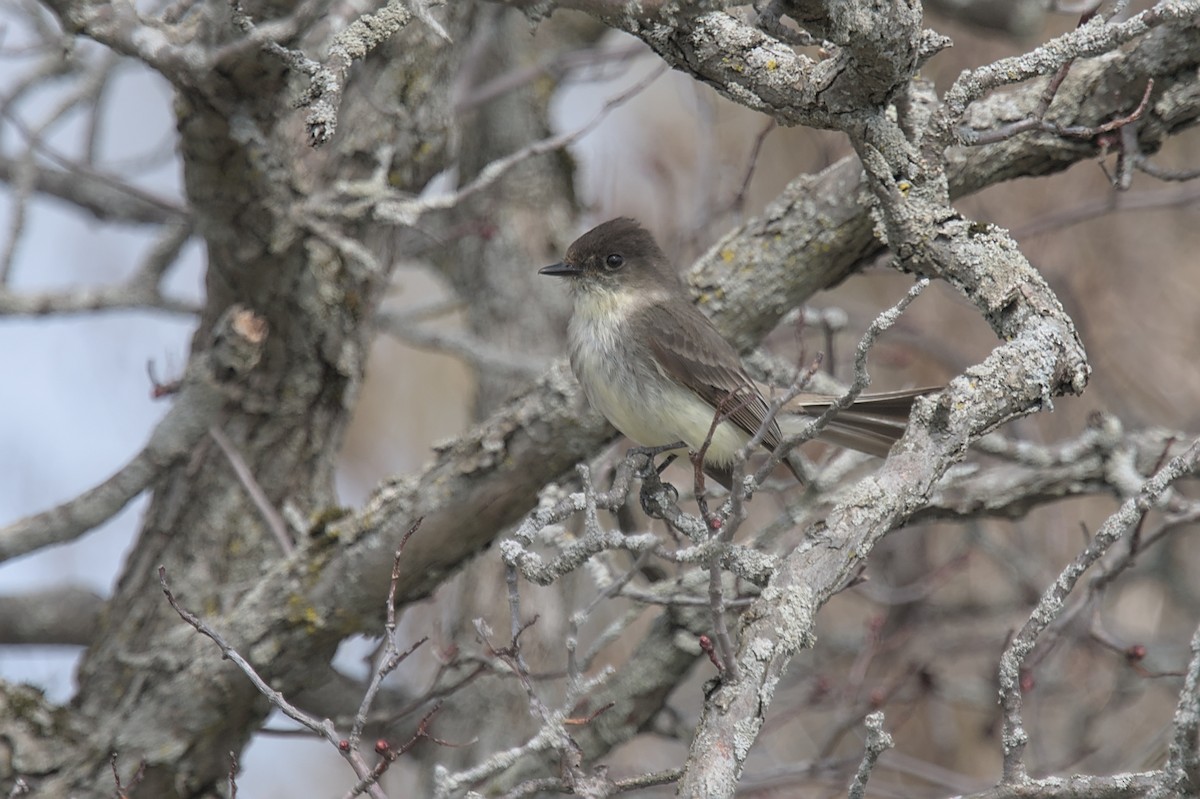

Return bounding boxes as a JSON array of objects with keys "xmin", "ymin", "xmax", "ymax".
[
  {"xmin": 0, "ymin": 305, "xmax": 266, "ymax": 562},
  {"xmin": 0, "ymin": 587, "xmax": 105, "ymax": 646}
]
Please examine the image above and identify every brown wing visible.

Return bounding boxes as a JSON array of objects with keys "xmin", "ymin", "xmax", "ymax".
[{"xmin": 638, "ymin": 302, "xmax": 784, "ymax": 450}]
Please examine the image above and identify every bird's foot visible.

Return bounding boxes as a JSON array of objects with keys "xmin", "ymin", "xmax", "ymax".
[
  {"xmin": 628, "ymin": 442, "xmax": 685, "ymax": 475},
  {"xmin": 629, "ymin": 442, "xmax": 685, "ymax": 519}
]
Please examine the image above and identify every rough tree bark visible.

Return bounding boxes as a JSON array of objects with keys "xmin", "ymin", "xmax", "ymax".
[{"xmin": 1, "ymin": 1, "xmax": 1199, "ymax": 798}]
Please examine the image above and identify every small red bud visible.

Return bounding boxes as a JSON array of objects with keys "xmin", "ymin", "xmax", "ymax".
[
  {"xmin": 338, "ymin": 739, "xmax": 350, "ymax": 752},
  {"xmin": 1126, "ymin": 644, "xmax": 1147, "ymax": 662},
  {"xmin": 374, "ymin": 739, "xmax": 390, "ymax": 755},
  {"xmin": 1019, "ymin": 669, "xmax": 1035, "ymax": 693}
]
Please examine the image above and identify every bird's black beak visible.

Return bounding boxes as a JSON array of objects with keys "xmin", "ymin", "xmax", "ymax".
[{"xmin": 539, "ymin": 262, "xmax": 581, "ymax": 278}]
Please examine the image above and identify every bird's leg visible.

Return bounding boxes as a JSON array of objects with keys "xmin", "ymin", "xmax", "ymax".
[{"xmin": 628, "ymin": 442, "xmax": 686, "ymax": 475}]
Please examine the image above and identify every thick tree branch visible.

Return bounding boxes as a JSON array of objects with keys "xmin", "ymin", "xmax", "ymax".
[
  {"xmin": 0, "ymin": 587, "xmax": 105, "ymax": 646},
  {"xmin": 6, "ymin": 3, "xmax": 1200, "ymax": 796},
  {"xmin": 15, "ymin": 22, "xmax": 1195, "ymax": 783},
  {"xmin": 0, "ymin": 305, "xmax": 266, "ymax": 562}
]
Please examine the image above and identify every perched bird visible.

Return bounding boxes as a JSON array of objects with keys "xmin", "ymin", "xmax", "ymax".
[{"xmin": 540, "ymin": 217, "xmax": 933, "ymax": 487}]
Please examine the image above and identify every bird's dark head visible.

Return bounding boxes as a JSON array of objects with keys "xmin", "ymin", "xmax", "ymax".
[{"xmin": 539, "ymin": 217, "xmax": 677, "ymax": 295}]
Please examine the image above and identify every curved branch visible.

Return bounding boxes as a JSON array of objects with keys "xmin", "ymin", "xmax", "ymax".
[
  {"xmin": 0, "ymin": 305, "xmax": 267, "ymax": 562},
  {"xmin": 119, "ymin": 21, "xmax": 1200, "ymax": 779}
]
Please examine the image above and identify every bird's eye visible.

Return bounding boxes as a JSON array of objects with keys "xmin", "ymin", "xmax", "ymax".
[{"xmin": 604, "ymin": 253, "xmax": 624, "ymax": 270}]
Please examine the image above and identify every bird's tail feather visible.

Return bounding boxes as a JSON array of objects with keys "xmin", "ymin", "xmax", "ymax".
[{"xmin": 779, "ymin": 387, "xmax": 938, "ymax": 459}]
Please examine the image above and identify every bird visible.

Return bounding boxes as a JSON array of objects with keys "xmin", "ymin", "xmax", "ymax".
[{"xmin": 539, "ymin": 217, "xmax": 934, "ymax": 488}]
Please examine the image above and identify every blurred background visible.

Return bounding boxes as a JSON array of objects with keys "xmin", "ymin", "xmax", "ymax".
[{"xmin": 2, "ymin": 1, "xmax": 1199, "ymax": 795}]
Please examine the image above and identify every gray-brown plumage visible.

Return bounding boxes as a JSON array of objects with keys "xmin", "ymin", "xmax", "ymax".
[{"xmin": 540, "ymin": 217, "xmax": 935, "ymax": 487}]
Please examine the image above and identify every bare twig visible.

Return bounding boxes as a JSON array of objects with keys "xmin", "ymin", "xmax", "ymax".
[
  {"xmin": 997, "ymin": 436, "xmax": 1200, "ymax": 783},
  {"xmin": 376, "ymin": 310, "xmax": 547, "ymax": 378},
  {"xmin": 941, "ymin": 2, "xmax": 1186, "ymax": 148},
  {"xmin": 160, "ymin": 569, "xmax": 332, "ymax": 733},
  {"xmin": 208, "ymin": 425, "xmax": 294, "ymax": 555},
  {"xmin": 706, "ymin": 552, "xmax": 740, "ymax": 679},
  {"xmin": 0, "ymin": 218, "xmax": 196, "ymax": 317},
  {"xmin": 227, "ymin": 750, "xmax": 239, "ymax": 799},
  {"xmin": 960, "ymin": 7, "xmax": 1145, "ymax": 147},
  {"xmin": 1013, "ymin": 182, "xmax": 1200, "ymax": 239},
  {"xmin": 348, "ymin": 519, "xmax": 426, "ymax": 749},
  {"xmin": 109, "ymin": 752, "xmax": 146, "ymax": 799},
  {"xmin": 0, "ymin": 53, "xmax": 120, "ymax": 283},
  {"xmin": 566, "ymin": 549, "xmax": 651, "ymax": 685},
  {"xmin": 362, "ymin": 63, "xmax": 669, "ymax": 227},
  {"xmin": 342, "ymin": 703, "xmax": 447, "ymax": 799},
  {"xmin": 757, "ymin": 278, "xmax": 929, "ymax": 484},
  {"xmin": 1134, "ymin": 157, "xmax": 1200, "ymax": 182},
  {"xmin": 159, "ymin": 567, "xmax": 390, "ymax": 799},
  {"xmin": 455, "ymin": 40, "xmax": 646, "ymax": 112},
  {"xmin": 1155, "ymin": 621, "xmax": 1200, "ymax": 799},
  {"xmin": 847, "ymin": 711, "xmax": 894, "ymax": 799},
  {"xmin": 0, "ymin": 282, "xmax": 199, "ymax": 316},
  {"xmin": 0, "ymin": 154, "xmax": 186, "ymax": 225}
]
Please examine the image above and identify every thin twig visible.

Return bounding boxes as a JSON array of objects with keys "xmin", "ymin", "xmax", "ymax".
[
  {"xmin": 758, "ymin": 279, "xmax": 928, "ymax": 482},
  {"xmin": 209, "ymin": 425, "xmax": 294, "ymax": 555},
  {"xmin": 364, "ymin": 63, "xmax": 670, "ymax": 227},
  {"xmin": 847, "ymin": 711, "xmax": 894, "ymax": 799},
  {"xmin": 348, "ymin": 519, "xmax": 426, "ymax": 749},
  {"xmin": 1013, "ymin": 183, "xmax": 1200, "ymax": 239},
  {"xmin": 159, "ymin": 567, "xmax": 390, "ymax": 799},
  {"xmin": 997, "ymin": 436, "xmax": 1200, "ymax": 783},
  {"xmin": 227, "ymin": 750, "xmax": 239, "ymax": 799}
]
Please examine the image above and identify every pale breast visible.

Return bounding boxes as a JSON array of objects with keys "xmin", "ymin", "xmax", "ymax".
[{"xmin": 566, "ymin": 290, "xmax": 750, "ymax": 464}]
